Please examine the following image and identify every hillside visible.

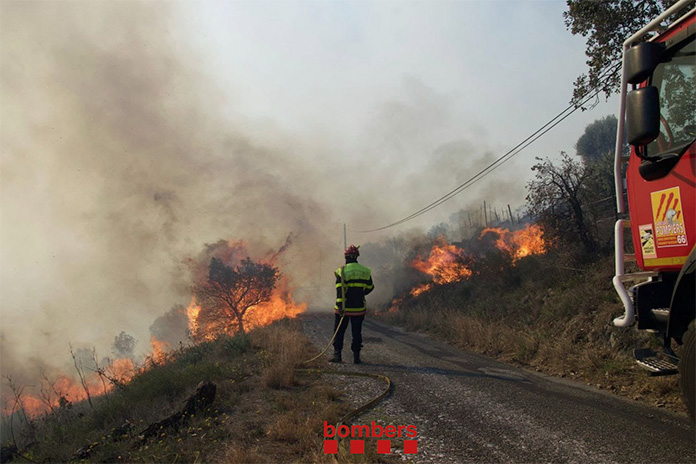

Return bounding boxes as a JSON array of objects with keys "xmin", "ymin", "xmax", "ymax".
[
  {"xmin": 0, "ymin": 320, "xmax": 392, "ymax": 463},
  {"xmin": 1, "ymin": 249, "xmax": 688, "ymax": 463},
  {"xmin": 376, "ymin": 250, "xmax": 686, "ymax": 414}
]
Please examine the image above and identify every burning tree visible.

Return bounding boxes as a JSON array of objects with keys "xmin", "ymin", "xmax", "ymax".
[{"xmin": 194, "ymin": 257, "xmax": 280, "ymax": 336}]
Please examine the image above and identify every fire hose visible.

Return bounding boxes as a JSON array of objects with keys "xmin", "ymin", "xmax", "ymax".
[{"xmin": 296, "ymin": 267, "xmax": 392, "ymax": 429}]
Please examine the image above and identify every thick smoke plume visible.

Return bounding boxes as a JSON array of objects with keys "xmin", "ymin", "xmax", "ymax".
[
  {"xmin": 0, "ymin": 2, "xmax": 526, "ymax": 396},
  {"xmin": 0, "ymin": 2, "xmax": 336, "ymax": 388}
]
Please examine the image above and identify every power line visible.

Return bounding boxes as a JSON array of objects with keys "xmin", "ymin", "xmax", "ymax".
[
  {"xmin": 355, "ymin": 61, "xmax": 622, "ymax": 233},
  {"xmin": 357, "ymin": 62, "xmax": 621, "ymax": 232}
]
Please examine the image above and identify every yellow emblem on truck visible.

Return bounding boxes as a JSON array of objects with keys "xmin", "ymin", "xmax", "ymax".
[{"xmin": 650, "ymin": 187, "xmax": 688, "ymax": 248}]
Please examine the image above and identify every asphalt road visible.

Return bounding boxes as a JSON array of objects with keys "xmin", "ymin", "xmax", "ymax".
[{"xmin": 300, "ymin": 313, "xmax": 695, "ymax": 464}]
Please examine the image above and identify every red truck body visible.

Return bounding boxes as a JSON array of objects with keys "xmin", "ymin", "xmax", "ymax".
[
  {"xmin": 613, "ymin": 1, "xmax": 695, "ymax": 418},
  {"xmin": 626, "ymin": 10, "xmax": 696, "ymax": 273},
  {"xmin": 627, "ymin": 147, "xmax": 695, "ymax": 271}
]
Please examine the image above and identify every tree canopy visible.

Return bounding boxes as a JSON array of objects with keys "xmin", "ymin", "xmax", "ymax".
[
  {"xmin": 527, "ymin": 115, "xmax": 623, "ymax": 256},
  {"xmin": 575, "ymin": 115, "xmax": 619, "ymax": 164},
  {"xmin": 563, "ymin": 0, "xmax": 683, "ymax": 104},
  {"xmin": 111, "ymin": 331, "xmax": 137, "ymax": 359},
  {"xmin": 195, "ymin": 257, "xmax": 279, "ymax": 336}
]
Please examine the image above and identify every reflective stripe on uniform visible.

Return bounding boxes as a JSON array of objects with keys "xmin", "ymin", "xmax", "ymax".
[
  {"xmin": 337, "ymin": 281, "xmax": 372, "ymax": 288},
  {"xmin": 334, "ymin": 308, "xmax": 366, "ymax": 315},
  {"xmin": 334, "ymin": 304, "xmax": 365, "ymax": 310},
  {"xmin": 346, "ymin": 283, "xmax": 372, "ymax": 288},
  {"xmin": 335, "ymin": 262, "xmax": 373, "ymax": 311}
]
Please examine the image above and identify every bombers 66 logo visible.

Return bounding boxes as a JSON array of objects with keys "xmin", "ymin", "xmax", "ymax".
[{"xmin": 323, "ymin": 421, "xmax": 418, "ymax": 455}]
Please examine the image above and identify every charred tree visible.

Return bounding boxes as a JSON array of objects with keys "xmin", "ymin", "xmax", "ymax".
[{"xmin": 69, "ymin": 344, "xmax": 93, "ymax": 408}]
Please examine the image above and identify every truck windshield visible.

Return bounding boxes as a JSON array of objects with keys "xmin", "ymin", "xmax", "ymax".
[{"xmin": 647, "ymin": 34, "xmax": 696, "ymax": 155}]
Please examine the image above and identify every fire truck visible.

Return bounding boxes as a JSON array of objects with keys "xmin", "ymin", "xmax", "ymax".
[{"xmin": 612, "ymin": 0, "xmax": 695, "ymax": 418}]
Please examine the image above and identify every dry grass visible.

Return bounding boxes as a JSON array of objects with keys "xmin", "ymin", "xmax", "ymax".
[
  {"xmin": 378, "ymin": 253, "xmax": 686, "ymax": 414},
  {"xmin": 251, "ymin": 322, "xmax": 308, "ymax": 389},
  {"xmin": 216, "ymin": 444, "xmax": 266, "ymax": 463},
  {"xmin": 4, "ymin": 319, "xmax": 400, "ymax": 463}
]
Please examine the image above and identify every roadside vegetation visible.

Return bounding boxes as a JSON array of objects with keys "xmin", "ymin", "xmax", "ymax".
[
  {"xmin": 376, "ymin": 251, "xmax": 684, "ymax": 413},
  {"xmin": 374, "ymin": 0, "xmax": 696, "ymax": 416},
  {"xmin": 375, "ymin": 114, "xmax": 684, "ymax": 414},
  {"xmin": 1, "ymin": 320, "xmax": 391, "ymax": 463}
]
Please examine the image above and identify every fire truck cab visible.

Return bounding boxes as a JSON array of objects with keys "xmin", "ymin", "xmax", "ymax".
[{"xmin": 612, "ymin": 0, "xmax": 695, "ymax": 418}]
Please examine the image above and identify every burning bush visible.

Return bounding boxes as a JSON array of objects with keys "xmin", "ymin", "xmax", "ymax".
[
  {"xmin": 409, "ymin": 237, "xmax": 474, "ymax": 297},
  {"xmin": 188, "ymin": 239, "xmax": 306, "ymax": 341},
  {"xmin": 389, "ymin": 224, "xmax": 548, "ymax": 310},
  {"xmin": 2, "ymin": 238, "xmax": 307, "ymax": 420},
  {"xmin": 480, "ymin": 224, "xmax": 547, "ymax": 262},
  {"xmin": 194, "ymin": 257, "xmax": 280, "ymax": 336}
]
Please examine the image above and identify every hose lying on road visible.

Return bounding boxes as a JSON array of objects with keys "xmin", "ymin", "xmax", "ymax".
[
  {"xmin": 296, "ymin": 368, "xmax": 391, "ymax": 425},
  {"xmin": 297, "ymin": 313, "xmax": 392, "ymax": 426}
]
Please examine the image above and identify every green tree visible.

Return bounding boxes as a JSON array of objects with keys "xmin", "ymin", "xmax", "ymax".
[
  {"xmin": 111, "ymin": 331, "xmax": 137, "ymax": 360},
  {"xmin": 529, "ymin": 113, "xmax": 626, "ymax": 254},
  {"xmin": 575, "ymin": 115, "xmax": 623, "ymax": 246},
  {"xmin": 563, "ymin": 0, "xmax": 683, "ymax": 104},
  {"xmin": 575, "ymin": 115, "xmax": 619, "ymax": 164},
  {"xmin": 195, "ymin": 257, "xmax": 279, "ymax": 336},
  {"xmin": 582, "ymin": 151, "xmax": 617, "ymax": 247},
  {"xmin": 526, "ymin": 153, "xmax": 596, "ymax": 252}
]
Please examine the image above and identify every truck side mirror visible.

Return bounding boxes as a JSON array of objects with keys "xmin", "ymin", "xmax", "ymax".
[
  {"xmin": 625, "ymin": 42, "xmax": 664, "ymax": 84},
  {"xmin": 626, "ymin": 86, "xmax": 661, "ymax": 146}
]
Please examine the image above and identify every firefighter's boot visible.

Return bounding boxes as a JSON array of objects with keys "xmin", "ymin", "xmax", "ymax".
[
  {"xmin": 329, "ymin": 350, "xmax": 342, "ymax": 363},
  {"xmin": 353, "ymin": 352, "xmax": 361, "ymax": 364}
]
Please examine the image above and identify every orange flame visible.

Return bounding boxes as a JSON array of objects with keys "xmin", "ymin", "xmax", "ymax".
[
  {"xmin": 245, "ymin": 276, "xmax": 306, "ymax": 330},
  {"xmin": 187, "ymin": 275, "xmax": 306, "ymax": 341},
  {"xmin": 388, "ymin": 224, "xmax": 548, "ymax": 313},
  {"xmin": 109, "ymin": 358, "xmax": 137, "ymax": 384},
  {"xmin": 5, "ymin": 333, "xmax": 180, "ymax": 417},
  {"xmin": 3, "ymin": 358, "xmax": 141, "ymax": 418},
  {"xmin": 3, "ymin": 238, "xmax": 304, "ymax": 418},
  {"xmin": 480, "ymin": 224, "xmax": 547, "ymax": 262},
  {"xmin": 409, "ymin": 283, "xmax": 433, "ymax": 297},
  {"xmin": 411, "ymin": 238, "xmax": 473, "ymax": 285},
  {"xmin": 186, "ymin": 239, "xmax": 307, "ymax": 341},
  {"xmin": 150, "ymin": 335, "xmax": 170, "ymax": 364},
  {"xmin": 186, "ymin": 297, "xmax": 202, "ymax": 340}
]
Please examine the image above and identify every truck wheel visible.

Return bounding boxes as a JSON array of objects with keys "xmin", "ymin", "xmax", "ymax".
[{"xmin": 679, "ymin": 320, "xmax": 695, "ymax": 419}]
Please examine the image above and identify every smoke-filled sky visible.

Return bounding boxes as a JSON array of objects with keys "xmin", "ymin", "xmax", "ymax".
[{"xmin": 1, "ymin": 1, "xmax": 615, "ymax": 381}]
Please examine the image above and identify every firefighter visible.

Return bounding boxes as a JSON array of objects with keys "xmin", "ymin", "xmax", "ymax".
[{"xmin": 330, "ymin": 245, "xmax": 374, "ymax": 364}]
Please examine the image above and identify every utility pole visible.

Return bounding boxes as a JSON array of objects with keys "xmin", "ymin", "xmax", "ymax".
[{"xmin": 508, "ymin": 204, "xmax": 514, "ymax": 225}]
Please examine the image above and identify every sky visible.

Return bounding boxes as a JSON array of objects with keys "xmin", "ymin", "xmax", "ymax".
[
  {"xmin": 185, "ymin": 0, "xmax": 617, "ymax": 227},
  {"xmin": 0, "ymin": 0, "xmax": 617, "ymax": 384}
]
